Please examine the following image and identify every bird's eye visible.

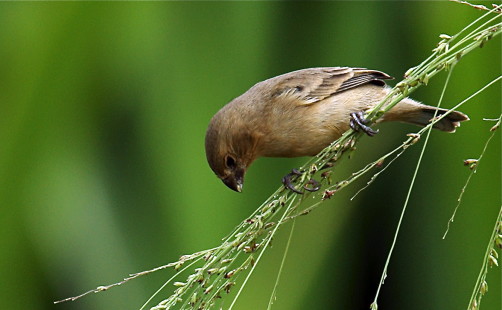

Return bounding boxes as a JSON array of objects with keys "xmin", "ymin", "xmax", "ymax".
[{"xmin": 225, "ymin": 155, "xmax": 236, "ymax": 168}]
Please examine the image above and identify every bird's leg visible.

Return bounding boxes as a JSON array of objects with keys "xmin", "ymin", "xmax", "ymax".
[
  {"xmin": 303, "ymin": 179, "xmax": 321, "ymax": 192},
  {"xmin": 350, "ymin": 111, "xmax": 379, "ymax": 136},
  {"xmin": 282, "ymin": 169, "xmax": 304, "ymax": 194},
  {"xmin": 282, "ymin": 169, "xmax": 321, "ymax": 194}
]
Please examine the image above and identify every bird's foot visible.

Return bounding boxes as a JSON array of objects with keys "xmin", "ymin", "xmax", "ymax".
[
  {"xmin": 350, "ymin": 111, "xmax": 379, "ymax": 136},
  {"xmin": 304, "ymin": 179, "xmax": 321, "ymax": 192},
  {"xmin": 282, "ymin": 169, "xmax": 303, "ymax": 194},
  {"xmin": 282, "ymin": 169, "xmax": 321, "ymax": 194}
]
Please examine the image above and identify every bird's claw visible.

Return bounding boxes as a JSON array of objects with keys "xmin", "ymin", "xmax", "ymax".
[
  {"xmin": 350, "ymin": 111, "xmax": 379, "ymax": 136},
  {"xmin": 282, "ymin": 169, "xmax": 320, "ymax": 194},
  {"xmin": 303, "ymin": 179, "xmax": 321, "ymax": 192},
  {"xmin": 282, "ymin": 169, "xmax": 304, "ymax": 194}
]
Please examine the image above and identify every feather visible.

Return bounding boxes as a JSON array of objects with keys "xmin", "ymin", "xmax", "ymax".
[{"xmin": 268, "ymin": 67, "xmax": 393, "ymax": 105}]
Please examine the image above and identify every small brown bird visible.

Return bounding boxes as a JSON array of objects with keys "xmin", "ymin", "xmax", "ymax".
[{"xmin": 205, "ymin": 67, "xmax": 469, "ymax": 192}]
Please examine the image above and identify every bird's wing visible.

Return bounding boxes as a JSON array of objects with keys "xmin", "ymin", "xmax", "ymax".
[{"xmin": 270, "ymin": 67, "xmax": 393, "ymax": 105}]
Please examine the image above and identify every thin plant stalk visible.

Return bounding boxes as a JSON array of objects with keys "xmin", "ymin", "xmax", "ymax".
[
  {"xmin": 370, "ymin": 64, "xmax": 456, "ymax": 310},
  {"xmin": 52, "ymin": 4, "xmax": 501, "ymax": 309}
]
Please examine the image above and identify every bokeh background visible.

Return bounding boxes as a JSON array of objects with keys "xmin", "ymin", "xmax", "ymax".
[{"xmin": 0, "ymin": 1, "xmax": 500, "ymax": 310}]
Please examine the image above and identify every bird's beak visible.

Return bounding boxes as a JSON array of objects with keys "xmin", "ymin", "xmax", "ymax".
[
  {"xmin": 222, "ymin": 176, "xmax": 243, "ymax": 192},
  {"xmin": 222, "ymin": 171, "xmax": 245, "ymax": 193}
]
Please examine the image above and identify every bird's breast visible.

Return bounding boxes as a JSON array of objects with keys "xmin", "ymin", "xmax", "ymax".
[{"xmin": 258, "ymin": 100, "xmax": 350, "ymax": 157}]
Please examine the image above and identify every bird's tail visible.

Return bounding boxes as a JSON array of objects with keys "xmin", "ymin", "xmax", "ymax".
[{"xmin": 382, "ymin": 98, "xmax": 469, "ymax": 132}]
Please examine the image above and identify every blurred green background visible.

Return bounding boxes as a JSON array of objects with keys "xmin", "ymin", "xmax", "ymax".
[{"xmin": 0, "ymin": 1, "xmax": 500, "ymax": 310}]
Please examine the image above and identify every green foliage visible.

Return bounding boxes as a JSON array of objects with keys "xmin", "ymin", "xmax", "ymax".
[{"xmin": 0, "ymin": 2, "xmax": 500, "ymax": 310}]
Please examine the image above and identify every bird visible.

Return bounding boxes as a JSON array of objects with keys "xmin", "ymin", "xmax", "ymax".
[{"xmin": 205, "ymin": 67, "xmax": 469, "ymax": 192}]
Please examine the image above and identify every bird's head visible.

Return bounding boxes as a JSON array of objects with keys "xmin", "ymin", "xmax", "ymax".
[{"xmin": 205, "ymin": 104, "xmax": 261, "ymax": 192}]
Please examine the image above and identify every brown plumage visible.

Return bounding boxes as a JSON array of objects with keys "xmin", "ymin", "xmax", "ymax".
[{"xmin": 205, "ymin": 67, "xmax": 469, "ymax": 192}]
